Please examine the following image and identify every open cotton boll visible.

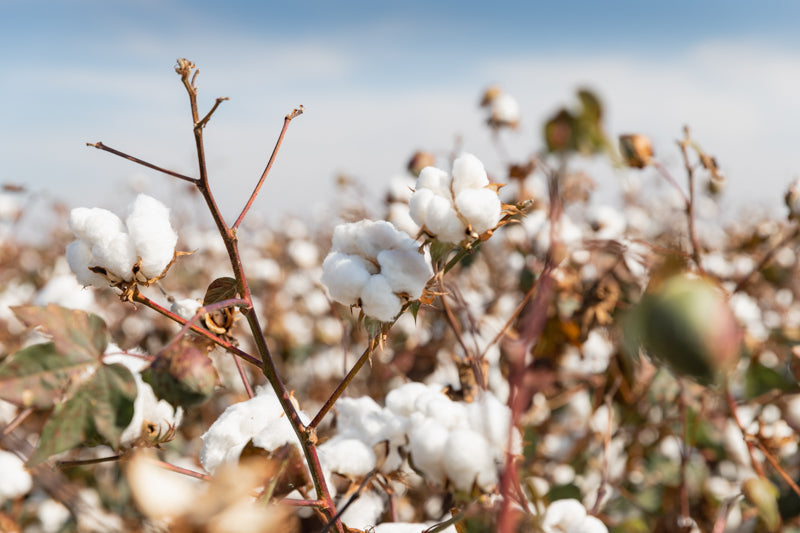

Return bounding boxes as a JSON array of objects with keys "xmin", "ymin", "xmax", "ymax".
[
  {"xmin": 360, "ymin": 274, "xmax": 403, "ymax": 322},
  {"xmin": 442, "ymin": 428, "xmax": 497, "ymax": 492},
  {"xmin": 69, "ymin": 207, "xmax": 126, "ymax": 247},
  {"xmin": 424, "ymin": 198, "xmax": 467, "ymax": 244},
  {"xmin": 455, "ymin": 188, "xmax": 502, "ymax": 234},
  {"xmin": 319, "ymin": 436, "xmax": 377, "ymax": 478},
  {"xmin": 466, "ymin": 392, "xmax": 520, "ymax": 456},
  {"xmin": 490, "ymin": 93, "xmax": 520, "ymax": 125},
  {"xmin": 384, "ymin": 382, "xmax": 432, "ymax": 417},
  {"xmin": 373, "ymin": 523, "xmax": 457, "ymax": 533},
  {"xmin": 339, "ymin": 490, "xmax": 385, "ymax": 531},
  {"xmin": 321, "ymin": 253, "xmax": 375, "ymax": 305},
  {"xmin": 415, "ymin": 166, "xmax": 451, "ymax": 197},
  {"xmin": 355, "ymin": 220, "xmax": 408, "ymax": 259},
  {"xmin": 103, "ymin": 352, "xmax": 183, "ymax": 447},
  {"xmin": 91, "ymin": 233, "xmax": 137, "ymax": 281},
  {"xmin": 126, "ymin": 194, "xmax": 178, "ymax": 279},
  {"xmin": 200, "ymin": 388, "xmax": 303, "ymax": 474},
  {"xmin": 66, "ymin": 240, "xmax": 108, "ymax": 287},
  {"xmin": 0, "ymin": 449, "xmax": 33, "ymax": 503},
  {"xmin": 408, "ymin": 188, "xmax": 435, "ymax": 228},
  {"xmin": 377, "ymin": 249, "xmax": 432, "ymax": 299},
  {"xmin": 407, "ymin": 414, "xmax": 450, "ymax": 484},
  {"xmin": 451, "ymin": 153, "xmax": 489, "ymax": 197}
]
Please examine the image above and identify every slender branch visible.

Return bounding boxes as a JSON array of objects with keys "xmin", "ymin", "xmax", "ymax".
[
  {"xmin": 309, "ymin": 328, "xmax": 387, "ymax": 429},
  {"xmin": 197, "ymin": 97, "xmax": 230, "ymax": 129},
  {"xmin": 134, "ymin": 292, "xmax": 263, "ymax": 367},
  {"xmin": 319, "ymin": 470, "xmax": 378, "ymax": 533},
  {"xmin": 233, "ymin": 107, "xmax": 304, "ymax": 230},
  {"xmin": 146, "ymin": 457, "xmax": 212, "ymax": 482},
  {"xmin": 0, "ymin": 407, "xmax": 33, "ymax": 440},
  {"xmin": 231, "ymin": 352, "xmax": 255, "ymax": 399},
  {"xmin": 652, "ymin": 161, "xmax": 689, "ymax": 206},
  {"xmin": 725, "ymin": 385, "xmax": 766, "ymax": 477},
  {"xmin": 162, "ymin": 297, "xmax": 251, "ymax": 352},
  {"xmin": 57, "ymin": 455, "xmax": 121, "ymax": 468},
  {"xmin": 677, "ymin": 127, "xmax": 706, "ymax": 273},
  {"xmin": 86, "ymin": 142, "xmax": 196, "ymax": 183},
  {"xmin": 752, "ymin": 439, "xmax": 800, "ymax": 499}
]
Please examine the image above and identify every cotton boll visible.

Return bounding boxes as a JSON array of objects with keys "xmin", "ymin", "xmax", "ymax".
[
  {"xmin": 454, "ymin": 188, "xmax": 502, "ymax": 234},
  {"xmin": 416, "ymin": 166, "xmax": 451, "ymax": 197},
  {"xmin": 490, "ymin": 93, "xmax": 520, "ymax": 126},
  {"xmin": 467, "ymin": 392, "xmax": 519, "ymax": 456},
  {"xmin": 331, "ymin": 222, "xmax": 363, "ymax": 256},
  {"xmin": 200, "ymin": 389, "xmax": 298, "ymax": 474},
  {"xmin": 425, "ymin": 197, "xmax": 466, "ymax": 244},
  {"xmin": 287, "ymin": 239, "xmax": 319, "ymax": 268},
  {"xmin": 171, "ymin": 298, "xmax": 202, "ymax": 320},
  {"xmin": 408, "ymin": 414, "xmax": 449, "ymax": 484},
  {"xmin": 319, "ymin": 436, "xmax": 377, "ymax": 478},
  {"xmin": 377, "ymin": 249, "xmax": 432, "ymax": 299},
  {"xmin": 409, "ymin": 187, "xmax": 435, "ymax": 228},
  {"xmin": 443, "ymin": 428, "xmax": 497, "ymax": 492},
  {"xmin": 385, "ymin": 382, "xmax": 433, "ymax": 417},
  {"xmin": 0, "ymin": 449, "xmax": 33, "ymax": 503},
  {"xmin": 541, "ymin": 499, "xmax": 587, "ymax": 532},
  {"xmin": 569, "ymin": 516, "xmax": 608, "ymax": 533},
  {"xmin": 91, "ymin": 232, "xmax": 137, "ymax": 281},
  {"xmin": 321, "ymin": 253, "xmax": 375, "ymax": 305},
  {"xmin": 451, "ymin": 153, "xmax": 489, "ymax": 197},
  {"xmin": 339, "ymin": 490, "xmax": 385, "ymax": 531},
  {"xmin": 361, "ymin": 274, "xmax": 402, "ymax": 321},
  {"xmin": 66, "ymin": 240, "xmax": 108, "ymax": 287},
  {"xmin": 356, "ymin": 220, "xmax": 407, "ymax": 259},
  {"xmin": 417, "ymin": 391, "xmax": 468, "ymax": 430},
  {"xmin": 126, "ymin": 194, "xmax": 178, "ymax": 279},
  {"xmin": 70, "ymin": 207, "xmax": 126, "ymax": 246}
]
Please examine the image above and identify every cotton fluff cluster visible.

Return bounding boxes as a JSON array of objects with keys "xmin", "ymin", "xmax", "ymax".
[
  {"xmin": 103, "ymin": 349, "xmax": 184, "ymax": 447},
  {"xmin": 321, "ymin": 220, "xmax": 433, "ymax": 322},
  {"xmin": 199, "ymin": 386, "xmax": 309, "ymax": 474},
  {"xmin": 66, "ymin": 194, "xmax": 178, "ymax": 288},
  {"xmin": 0, "ymin": 449, "xmax": 32, "ymax": 504},
  {"xmin": 540, "ymin": 499, "xmax": 608, "ymax": 533},
  {"xmin": 327, "ymin": 382, "xmax": 521, "ymax": 493},
  {"xmin": 409, "ymin": 153, "xmax": 502, "ymax": 244}
]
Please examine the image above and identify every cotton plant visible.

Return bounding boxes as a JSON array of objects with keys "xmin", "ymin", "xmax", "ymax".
[
  {"xmin": 321, "ymin": 219, "xmax": 433, "ymax": 321},
  {"xmin": 66, "ymin": 193, "xmax": 180, "ymax": 294},
  {"xmin": 409, "ymin": 153, "xmax": 503, "ymax": 245}
]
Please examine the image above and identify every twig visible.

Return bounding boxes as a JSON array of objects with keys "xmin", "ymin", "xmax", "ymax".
[
  {"xmin": 318, "ymin": 470, "xmax": 378, "ymax": 533},
  {"xmin": 145, "ymin": 457, "xmax": 212, "ymax": 481},
  {"xmin": 0, "ymin": 407, "xmax": 33, "ymax": 440},
  {"xmin": 233, "ymin": 106, "xmax": 304, "ymax": 230},
  {"xmin": 86, "ymin": 142, "xmax": 196, "ymax": 183},
  {"xmin": 677, "ymin": 127, "xmax": 706, "ymax": 274},
  {"xmin": 752, "ymin": 439, "xmax": 800, "ymax": 499},
  {"xmin": 57, "ymin": 455, "xmax": 121, "ymax": 468},
  {"xmin": 725, "ymin": 385, "xmax": 766, "ymax": 477},
  {"xmin": 196, "ymin": 97, "xmax": 229, "ymax": 129},
  {"xmin": 309, "ymin": 326, "xmax": 388, "ymax": 429}
]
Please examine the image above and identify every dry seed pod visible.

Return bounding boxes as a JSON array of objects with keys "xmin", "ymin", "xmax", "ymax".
[{"xmin": 619, "ymin": 134, "xmax": 654, "ymax": 169}]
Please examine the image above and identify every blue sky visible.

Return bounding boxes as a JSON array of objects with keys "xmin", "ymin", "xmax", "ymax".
[{"xmin": 3, "ymin": 1, "xmax": 800, "ymax": 226}]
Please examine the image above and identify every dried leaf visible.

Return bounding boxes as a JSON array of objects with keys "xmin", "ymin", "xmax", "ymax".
[
  {"xmin": 203, "ymin": 277, "xmax": 238, "ymax": 305},
  {"xmin": 12, "ymin": 304, "xmax": 108, "ymax": 360}
]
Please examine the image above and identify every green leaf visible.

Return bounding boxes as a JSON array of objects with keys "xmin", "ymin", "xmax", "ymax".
[
  {"xmin": 409, "ymin": 300, "xmax": 421, "ymax": 322},
  {"xmin": 12, "ymin": 304, "xmax": 108, "ymax": 360},
  {"xmin": 27, "ymin": 363, "xmax": 136, "ymax": 466},
  {"xmin": 0, "ymin": 342, "xmax": 96, "ymax": 409},
  {"xmin": 203, "ymin": 277, "xmax": 238, "ymax": 305}
]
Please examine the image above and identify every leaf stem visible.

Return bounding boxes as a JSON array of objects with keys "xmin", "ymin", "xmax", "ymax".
[{"xmin": 86, "ymin": 142, "xmax": 197, "ymax": 183}]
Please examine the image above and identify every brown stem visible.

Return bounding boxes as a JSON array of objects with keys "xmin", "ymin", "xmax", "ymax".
[
  {"xmin": 677, "ymin": 127, "xmax": 706, "ymax": 274},
  {"xmin": 162, "ymin": 297, "xmax": 251, "ymax": 352},
  {"xmin": 139, "ymin": 59, "xmax": 340, "ymax": 529},
  {"xmin": 0, "ymin": 407, "xmax": 33, "ymax": 440},
  {"xmin": 146, "ymin": 457, "xmax": 212, "ymax": 481},
  {"xmin": 309, "ymin": 328, "xmax": 387, "ymax": 429},
  {"xmin": 87, "ymin": 142, "xmax": 197, "ymax": 183},
  {"xmin": 57, "ymin": 455, "xmax": 121, "ymax": 468},
  {"xmin": 134, "ymin": 292, "xmax": 263, "ymax": 367},
  {"xmin": 752, "ymin": 439, "xmax": 800, "ymax": 499},
  {"xmin": 197, "ymin": 97, "xmax": 230, "ymax": 129},
  {"xmin": 233, "ymin": 107, "xmax": 304, "ymax": 230},
  {"xmin": 725, "ymin": 385, "xmax": 766, "ymax": 477}
]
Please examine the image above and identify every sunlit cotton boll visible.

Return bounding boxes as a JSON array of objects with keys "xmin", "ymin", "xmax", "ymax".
[
  {"xmin": 409, "ymin": 153, "xmax": 502, "ymax": 244},
  {"xmin": 322, "ymin": 220, "xmax": 432, "ymax": 322},
  {"xmin": 0, "ymin": 449, "xmax": 32, "ymax": 503},
  {"xmin": 126, "ymin": 194, "xmax": 178, "ymax": 279}
]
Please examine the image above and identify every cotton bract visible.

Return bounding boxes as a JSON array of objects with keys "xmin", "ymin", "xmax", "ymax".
[
  {"xmin": 66, "ymin": 194, "xmax": 178, "ymax": 288},
  {"xmin": 321, "ymin": 220, "xmax": 432, "ymax": 322},
  {"xmin": 409, "ymin": 153, "xmax": 502, "ymax": 244}
]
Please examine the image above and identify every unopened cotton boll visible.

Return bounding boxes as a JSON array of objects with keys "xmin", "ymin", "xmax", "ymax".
[{"xmin": 126, "ymin": 194, "xmax": 178, "ymax": 279}]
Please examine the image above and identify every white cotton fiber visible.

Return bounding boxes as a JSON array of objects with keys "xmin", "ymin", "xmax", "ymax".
[
  {"xmin": 424, "ymin": 198, "xmax": 466, "ymax": 244},
  {"xmin": 454, "ymin": 188, "xmax": 502, "ymax": 234},
  {"xmin": 442, "ymin": 428, "xmax": 496, "ymax": 492},
  {"xmin": 66, "ymin": 240, "xmax": 107, "ymax": 287},
  {"xmin": 408, "ymin": 188, "xmax": 435, "ymax": 228},
  {"xmin": 321, "ymin": 253, "xmax": 375, "ymax": 305},
  {"xmin": 361, "ymin": 274, "xmax": 402, "ymax": 322},
  {"xmin": 451, "ymin": 153, "xmax": 489, "ymax": 197},
  {"xmin": 407, "ymin": 414, "xmax": 449, "ymax": 484},
  {"xmin": 319, "ymin": 436, "xmax": 377, "ymax": 478},
  {"xmin": 126, "ymin": 194, "xmax": 178, "ymax": 279},
  {"xmin": 415, "ymin": 166, "xmax": 450, "ymax": 197},
  {"xmin": 0, "ymin": 449, "xmax": 32, "ymax": 503},
  {"xmin": 377, "ymin": 249, "xmax": 432, "ymax": 299},
  {"xmin": 91, "ymin": 233, "xmax": 137, "ymax": 281},
  {"xmin": 384, "ymin": 382, "xmax": 431, "ymax": 417}
]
